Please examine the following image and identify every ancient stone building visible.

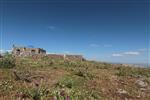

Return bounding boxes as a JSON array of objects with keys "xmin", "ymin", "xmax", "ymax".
[
  {"xmin": 11, "ymin": 45, "xmax": 85, "ymax": 61},
  {"xmin": 12, "ymin": 46, "xmax": 46, "ymax": 57}
]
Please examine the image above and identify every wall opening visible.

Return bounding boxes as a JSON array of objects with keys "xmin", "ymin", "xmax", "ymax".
[
  {"xmin": 16, "ymin": 49, "xmax": 20, "ymax": 55},
  {"xmin": 31, "ymin": 50, "xmax": 36, "ymax": 55}
]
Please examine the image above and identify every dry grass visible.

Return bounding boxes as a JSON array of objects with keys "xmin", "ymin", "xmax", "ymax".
[{"xmin": 0, "ymin": 56, "xmax": 150, "ymax": 100}]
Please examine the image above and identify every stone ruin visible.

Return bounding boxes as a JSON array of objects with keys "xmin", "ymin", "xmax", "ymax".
[
  {"xmin": 12, "ymin": 46, "xmax": 46, "ymax": 57},
  {"xmin": 47, "ymin": 54, "xmax": 85, "ymax": 61},
  {"xmin": 12, "ymin": 46, "xmax": 85, "ymax": 61}
]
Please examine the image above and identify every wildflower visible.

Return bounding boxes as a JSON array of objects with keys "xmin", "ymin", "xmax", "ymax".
[
  {"xmin": 51, "ymin": 96, "xmax": 57, "ymax": 100},
  {"xmin": 66, "ymin": 96, "xmax": 70, "ymax": 100}
]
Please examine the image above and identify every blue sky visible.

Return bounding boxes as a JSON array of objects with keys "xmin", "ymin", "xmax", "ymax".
[{"xmin": 0, "ymin": 0, "xmax": 149, "ymax": 65}]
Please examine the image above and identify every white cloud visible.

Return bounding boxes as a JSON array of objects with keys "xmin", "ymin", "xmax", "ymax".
[
  {"xmin": 89, "ymin": 44, "xmax": 100, "ymax": 47},
  {"xmin": 63, "ymin": 51, "xmax": 70, "ymax": 54},
  {"xmin": 0, "ymin": 49, "xmax": 5, "ymax": 53},
  {"xmin": 6, "ymin": 49, "xmax": 12, "ymax": 52},
  {"xmin": 112, "ymin": 53, "xmax": 123, "ymax": 57},
  {"xmin": 90, "ymin": 43, "xmax": 112, "ymax": 48},
  {"xmin": 0, "ymin": 49, "xmax": 4, "ymax": 52},
  {"xmin": 0, "ymin": 49, "xmax": 12, "ymax": 54},
  {"xmin": 123, "ymin": 52, "xmax": 140, "ymax": 55},
  {"xmin": 46, "ymin": 52, "xmax": 50, "ymax": 54},
  {"xmin": 112, "ymin": 51, "xmax": 140, "ymax": 57}
]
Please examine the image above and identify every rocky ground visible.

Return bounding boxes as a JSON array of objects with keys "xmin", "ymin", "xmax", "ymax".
[{"xmin": 0, "ymin": 55, "xmax": 150, "ymax": 100}]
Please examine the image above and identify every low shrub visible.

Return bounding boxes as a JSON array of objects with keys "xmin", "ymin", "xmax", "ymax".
[
  {"xmin": 50, "ymin": 87, "xmax": 102, "ymax": 100},
  {"xmin": 74, "ymin": 68, "xmax": 95, "ymax": 80},
  {"xmin": 16, "ymin": 86, "xmax": 49, "ymax": 100},
  {"xmin": 0, "ymin": 80, "xmax": 13, "ymax": 92},
  {"xmin": 57, "ymin": 77, "xmax": 75, "ymax": 89},
  {"xmin": 0, "ymin": 54, "xmax": 16, "ymax": 68},
  {"xmin": 116, "ymin": 66, "xmax": 150, "ymax": 77}
]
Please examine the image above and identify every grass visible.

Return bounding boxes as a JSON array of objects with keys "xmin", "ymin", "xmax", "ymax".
[
  {"xmin": 0, "ymin": 55, "xmax": 150, "ymax": 100},
  {"xmin": 116, "ymin": 66, "xmax": 150, "ymax": 77}
]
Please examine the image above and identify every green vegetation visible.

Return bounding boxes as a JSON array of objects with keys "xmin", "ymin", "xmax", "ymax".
[
  {"xmin": 0, "ymin": 55, "xmax": 149, "ymax": 100},
  {"xmin": 0, "ymin": 54, "xmax": 16, "ymax": 68},
  {"xmin": 116, "ymin": 66, "xmax": 150, "ymax": 77}
]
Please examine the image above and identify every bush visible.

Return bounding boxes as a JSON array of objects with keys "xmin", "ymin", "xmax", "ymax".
[
  {"xmin": 74, "ymin": 68, "xmax": 95, "ymax": 80},
  {"xmin": 0, "ymin": 54, "xmax": 16, "ymax": 68}
]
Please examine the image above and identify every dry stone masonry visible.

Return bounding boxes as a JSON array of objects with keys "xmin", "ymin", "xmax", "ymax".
[
  {"xmin": 12, "ymin": 46, "xmax": 46, "ymax": 57},
  {"xmin": 12, "ymin": 45, "xmax": 85, "ymax": 61}
]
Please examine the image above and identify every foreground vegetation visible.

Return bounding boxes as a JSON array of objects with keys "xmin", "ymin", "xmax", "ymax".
[{"xmin": 0, "ymin": 54, "xmax": 150, "ymax": 100}]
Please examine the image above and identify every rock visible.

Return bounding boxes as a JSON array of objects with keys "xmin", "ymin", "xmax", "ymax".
[
  {"xmin": 135, "ymin": 79, "xmax": 148, "ymax": 88},
  {"xmin": 117, "ymin": 89, "xmax": 128, "ymax": 94},
  {"xmin": 13, "ymin": 71, "xmax": 32, "ymax": 83},
  {"xmin": 140, "ymin": 88, "xmax": 147, "ymax": 91},
  {"xmin": 136, "ymin": 95, "xmax": 141, "ymax": 98}
]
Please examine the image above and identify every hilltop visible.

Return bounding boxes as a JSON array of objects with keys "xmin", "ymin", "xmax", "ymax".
[{"xmin": 0, "ymin": 54, "xmax": 150, "ymax": 100}]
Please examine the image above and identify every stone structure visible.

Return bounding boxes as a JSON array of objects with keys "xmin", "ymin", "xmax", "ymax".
[
  {"xmin": 64, "ymin": 54, "xmax": 85, "ymax": 61},
  {"xmin": 11, "ymin": 45, "xmax": 85, "ymax": 61},
  {"xmin": 12, "ymin": 46, "xmax": 46, "ymax": 57},
  {"xmin": 47, "ymin": 54, "xmax": 85, "ymax": 61}
]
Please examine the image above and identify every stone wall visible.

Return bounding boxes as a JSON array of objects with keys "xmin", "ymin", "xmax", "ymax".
[
  {"xmin": 12, "ymin": 47, "xmax": 46, "ymax": 57},
  {"xmin": 11, "ymin": 46, "xmax": 85, "ymax": 61},
  {"xmin": 47, "ymin": 54, "xmax": 64, "ymax": 59},
  {"xmin": 47, "ymin": 54, "xmax": 85, "ymax": 61}
]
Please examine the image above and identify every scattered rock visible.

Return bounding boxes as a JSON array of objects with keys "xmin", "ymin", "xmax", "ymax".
[
  {"xmin": 135, "ymin": 79, "xmax": 148, "ymax": 88},
  {"xmin": 140, "ymin": 88, "xmax": 147, "ymax": 91},
  {"xmin": 117, "ymin": 89, "xmax": 128, "ymax": 94}
]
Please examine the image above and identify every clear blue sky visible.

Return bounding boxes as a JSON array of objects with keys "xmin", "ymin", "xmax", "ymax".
[{"xmin": 0, "ymin": 0, "xmax": 149, "ymax": 65}]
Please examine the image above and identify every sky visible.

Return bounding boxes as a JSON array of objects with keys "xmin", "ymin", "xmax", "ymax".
[{"xmin": 0, "ymin": 0, "xmax": 149, "ymax": 65}]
